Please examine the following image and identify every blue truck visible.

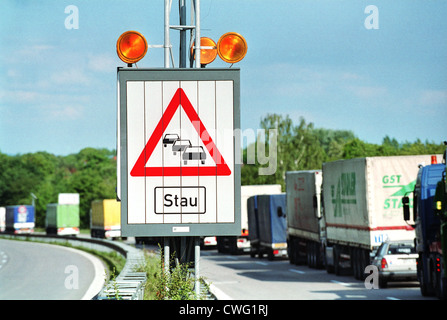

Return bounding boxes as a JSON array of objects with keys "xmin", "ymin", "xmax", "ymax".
[
  {"xmin": 5, "ymin": 205, "xmax": 35, "ymax": 234},
  {"xmin": 248, "ymin": 193, "xmax": 287, "ymax": 260},
  {"xmin": 403, "ymin": 154, "xmax": 446, "ymax": 299}
]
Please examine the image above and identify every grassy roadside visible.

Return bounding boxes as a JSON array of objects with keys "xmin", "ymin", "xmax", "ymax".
[{"xmin": 135, "ymin": 248, "xmax": 210, "ymax": 300}]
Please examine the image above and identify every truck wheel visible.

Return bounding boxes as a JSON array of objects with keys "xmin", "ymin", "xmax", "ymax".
[
  {"xmin": 360, "ymin": 249, "xmax": 370, "ymax": 281},
  {"xmin": 324, "ymin": 246, "xmax": 334, "ymax": 274},
  {"xmin": 334, "ymin": 246, "xmax": 340, "ymax": 275},
  {"xmin": 288, "ymin": 240, "xmax": 296, "ymax": 264},
  {"xmin": 352, "ymin": 249, "xmax": 359, "ymax": 279},
  {"xmin": 436, "ymin": 269, "xmax": 446, "ymax": 299},
  {"xmin": 379, "ymin": 276, "xmax": 388, "ymax": 289},
  {"xmin": 419, "ymin": 259, "xmax": 435, "ymax": 296},
  {"xmin": 308, "ymin": 242, "xmax": 317, "ymax": 268},
  {"xmin": 439, "ymin": 277, "xmax": 447, "ymax": 300}
]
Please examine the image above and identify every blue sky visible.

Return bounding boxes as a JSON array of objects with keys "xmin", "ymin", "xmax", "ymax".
[{"xmin": 1, "ymin": 0, "xmax": 446, "ymax": 155}]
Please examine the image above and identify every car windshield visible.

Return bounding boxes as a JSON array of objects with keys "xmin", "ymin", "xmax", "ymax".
[{"xmin": 387, "ymin": 243, "xmax": 416, "ymax": 254}]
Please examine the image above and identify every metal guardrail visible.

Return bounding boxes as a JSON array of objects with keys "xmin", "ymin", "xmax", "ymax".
[
  {"xmin": 0, "ymin": 233, "xmax": 146, "ymax": 300},
  {"xmin": 95, "ymin": 239, "xmax": 147, "ymax": 300}
]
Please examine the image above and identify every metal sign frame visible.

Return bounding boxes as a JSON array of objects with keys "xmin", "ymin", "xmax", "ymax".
[{"xmin": 117, "ymin": 68, "xmax": 241, "ymax": 237}]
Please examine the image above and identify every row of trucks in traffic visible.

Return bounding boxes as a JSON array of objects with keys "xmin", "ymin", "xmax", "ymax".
[
  {"xmin": 218, "ymin": 153, "xmax": 446, "ymax": 299},
  {"xmin": 0, "ymin": 193, "xmax": 122, "ymax": 240}
]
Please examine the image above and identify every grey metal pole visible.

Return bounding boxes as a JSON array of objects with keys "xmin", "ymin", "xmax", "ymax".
[
  {"xmin": 194, "ymin": 0, "xmax": 200, "ymax": 67},
  {"xmin": 164, "ymin": 0, "xmax": 170, "ymax": 68},
  {"xmin": 164, "ymin": 237, "xmax": 170, "ymax": 275},
  {"xmin": 179, "ymin": 0, "xmax": 187, "ymax": 68},
  {"xmin": 194, "ymin": 236, "xmax": 201, "ymax": 297}
]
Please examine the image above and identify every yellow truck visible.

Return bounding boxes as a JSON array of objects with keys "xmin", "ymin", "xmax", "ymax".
[{"xmin": 90, "ymin": 199, "xmax": 121, "ymax": 239}]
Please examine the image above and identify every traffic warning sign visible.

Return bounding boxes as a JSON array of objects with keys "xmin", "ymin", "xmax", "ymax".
[
  {"xmin": 130, "ymin": 87, "xmax": 231, "ymax": 177},
  {"xmin": 117, "ymin": 69, "xmax": 241, "ymax": 237}
]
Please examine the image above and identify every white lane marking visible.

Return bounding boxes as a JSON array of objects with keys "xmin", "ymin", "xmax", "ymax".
[
  {"xmin": 387, "ymin": 296, "xmax": 400, "ymax": 300},
  {"xmin": 289, "ymin": 269, "xmax": 306, "ymax": 274},
  {"xmin": 330, "ymin": 280, "xmax": 352, "ymax": 287},
  {"xmin": 209, "ymin": 283, "xmax": 234, "ymax": 300},
  {"xmin": 255, "ymin": 261, "xmax": 269, "ymax": 266},
  {"xmin": 0, "ymin": 251, "xmax": 8, "ymax": 269}
]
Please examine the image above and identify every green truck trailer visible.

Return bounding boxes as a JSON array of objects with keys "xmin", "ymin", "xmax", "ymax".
[{"xmin": 45, "ymin": 204, "xmax": 80, "ymax": 236}]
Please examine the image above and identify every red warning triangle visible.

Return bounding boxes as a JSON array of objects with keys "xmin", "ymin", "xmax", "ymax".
[{"xmin": 130, "ymin": 88, "xmax": 231, "ymax": 177}]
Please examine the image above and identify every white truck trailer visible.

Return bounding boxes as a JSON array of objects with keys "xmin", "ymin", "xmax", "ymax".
[
  {"xmin": 286, "ymin": 170, "xmax": 324, "ymax": 268},
  {"xmin": 217, "ymin": 184, "xmax": 282, "ymax": 254},
  {"xmin": 322, "ymin": 155, "xmax": 440, "ymax": 279}
]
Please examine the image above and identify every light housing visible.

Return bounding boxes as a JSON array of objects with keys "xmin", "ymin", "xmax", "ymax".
[
  {"xmin": 431, "ymin": 155, "xmax": 438, "ymax": 164},
  {"xmin": 191, "ymin": 37, "xmax": 217, "ymax": 65},
  {"xmin": 116, "ymin": 31, "xmax": 148, "ymax": 64},
  {"xmin": 381, "ymin": 257, "xmax": 388, "ymax": 269},
  {"xmin": 217, "ymin": 32, "xmax": 247, "ymax": 63}
]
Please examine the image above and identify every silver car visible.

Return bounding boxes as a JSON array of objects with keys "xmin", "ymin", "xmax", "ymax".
[{"xmin": 372, "ymin": 240, "xmax": 418, "ymax": 288}]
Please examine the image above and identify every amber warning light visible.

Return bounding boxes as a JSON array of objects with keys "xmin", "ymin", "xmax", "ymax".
[
  {"xmin": 116, "ymin": 31, "xmax": 148, "ymax": 64},
  {"xmin": 191, "ymin": 37, "xmax": 217, "ymax": 65},
  {"xmin": 217, "ymin": 32, "xmax": 247, "ymax": 64},
  {"xmin": 191, "ymin": 32, "xmax": 247, "ymax": 65}
]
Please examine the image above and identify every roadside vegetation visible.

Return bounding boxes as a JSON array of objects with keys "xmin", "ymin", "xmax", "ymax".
[{"xmin": 135, "ymin": 248, "xmax": 209, "ymax": 300}]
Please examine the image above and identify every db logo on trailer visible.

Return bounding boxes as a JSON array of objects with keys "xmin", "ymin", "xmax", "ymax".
[{"xmin": 17, "ymin": 206, "xmax": 28, "ymax": 223}]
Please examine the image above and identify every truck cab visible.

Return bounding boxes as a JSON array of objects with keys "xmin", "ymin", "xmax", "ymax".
[
  {"xmin": 413, "ymin": 164, "xmax": 444, "ymax": 254},
  {"xmin": 403, "ymin": 162, "xmax": 444, "ymax": 297}
]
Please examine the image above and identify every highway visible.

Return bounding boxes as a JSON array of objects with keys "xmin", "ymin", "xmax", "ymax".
[
  {"xmin": 0, "ymin": 239, "xmax": 106, "ymax": 300},
  {"xmin": 199, "ymin": 248, "xmax": 437, "ymax": 300}
]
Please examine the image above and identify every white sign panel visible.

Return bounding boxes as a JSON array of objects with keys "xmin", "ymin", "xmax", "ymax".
[{"xmin": 118, "ymin": 69, "xmax": 241, "ymax": 237}]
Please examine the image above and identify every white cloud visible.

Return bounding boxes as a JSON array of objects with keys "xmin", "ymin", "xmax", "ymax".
[
  {"xmin": 50, "ymin": 68, "xmax": 92, "ymax": 86},
  {"xmin": 418, "ymin": 89, "xmax": 447, "ymax": 106},
  {"xmin": 42, "ymin": 104, "xmax": 84, "ymax": 120},
  {"xmin": 87, "ymin": 54, "xmax": 116, "ymax": 72},
  {"xmin": 345, "ymin": 85, "xmax": 388, "ymax": 99}
]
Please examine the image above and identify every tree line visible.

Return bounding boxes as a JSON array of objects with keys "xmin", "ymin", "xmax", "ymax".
[
  {"xmin": 240, "ymin": 114, "xmax": 445, "ymax": 189},
  {"xmin": 0, "ymin": 148, "xmax": 116, "ymax": 228},
  {"xmin": 0, "ymin": 114, "xmax": 444, "ymax": 228}
]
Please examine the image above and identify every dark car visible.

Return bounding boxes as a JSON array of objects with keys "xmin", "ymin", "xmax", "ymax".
[{"xmin": 163, "ymin": 133, "xmax": 179, "ymax": 147}]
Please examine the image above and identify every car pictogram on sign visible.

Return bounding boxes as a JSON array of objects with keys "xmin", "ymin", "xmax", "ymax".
[
  {"xmin": 172, "ymin": 139, "xmax": 192, "ymax": 155},
  {"xmin": 163, "ymin": 133, "xmax": 179, "ymax": 147},
  {"xmin": 183, "ymin": 146, "xmax": 206, "ymax": 165}
]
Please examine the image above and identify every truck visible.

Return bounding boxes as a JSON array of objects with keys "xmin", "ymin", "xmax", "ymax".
[
  {"xmin": 286, "ymin": 170, "xmax": 324, "ymax": 268},
  {"xmin": 403, "ymin": 153, "xmax": 447, "ymax": 299},
  {"xmin": 322, "ymin": 155, "xmax": 441, "ymax": 278},
  {"xmin": 5, "ymin": 205, "xmax": 35, "ymax": 234},
  {"xmin": 249, "ymin": 193, "xmax": 287, "ymax": 260},
  {"xmin": 0, "ymin": 207, "xmax": 5, "ymax": 232},
  {"xmin": 45, "ymin": 204, "xmax": 80, "ymax": 236},
  {"xmin": 91, "ymin": 199, "xmax": 121, "ymax": 239},
  {"xmin": 217, "ymin": 184, "xmax": 282, "ymax": 254}
]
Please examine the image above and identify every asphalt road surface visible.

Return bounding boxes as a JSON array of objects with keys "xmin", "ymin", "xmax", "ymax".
[
  {"xmin": 199, "ymin": 249, "xmax": 437, "ymax": 300},
  {"xmin": 0, "ymin": 239, "xmax": 106, "ymax": 300}
]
